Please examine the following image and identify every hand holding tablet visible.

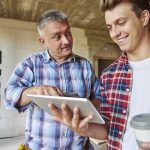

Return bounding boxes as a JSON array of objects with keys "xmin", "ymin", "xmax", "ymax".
[{"xmin": 27, "ymin": 94, "xmax": 105, "ymax": 124}]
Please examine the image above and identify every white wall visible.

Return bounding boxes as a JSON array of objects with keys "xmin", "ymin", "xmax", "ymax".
[
  {"xmin": 0, "ymin": 18, "xmax": 91, "ymax": 138},
  {"xmin": 0, "ymin": 18, "xmax": 41, "ymax": 138}
]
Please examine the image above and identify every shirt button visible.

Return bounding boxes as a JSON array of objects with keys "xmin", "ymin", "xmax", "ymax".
[
  {"xmin": 18, "ymin": 82, "xmax": 22, "ymax": 87},
  {"xmin": 126, "ymin": 88, "xmax": 130, "ymax": 92},
  {"xmin": 119, "ymin": 131, "xmax": 122, "ymax": 135},
  {"xmin": 123, "ymin": 110, "xmax": 126, "ymax": 114},
  {"xmin": 128, "ymin": 69, "xmax": 131, "ymax": 72}
]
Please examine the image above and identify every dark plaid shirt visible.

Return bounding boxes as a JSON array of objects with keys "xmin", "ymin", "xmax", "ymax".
[{"xmin": 100, "ymin": 52, "xmax": 132, "ymax": 150}]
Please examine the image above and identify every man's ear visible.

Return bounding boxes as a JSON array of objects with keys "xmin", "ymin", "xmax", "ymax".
[
  {"xmin": 141, "ymin": 10, "xmax": 150, "ymax": 26},
  {"xmin": 39, "ymin": 37, "xmax": 45, "ymax": 45}
]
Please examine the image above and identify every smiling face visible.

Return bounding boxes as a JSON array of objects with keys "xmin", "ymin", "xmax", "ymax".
[
  {"xmin": 39, "ymin": 20, "xmax": 73, "ymax": 63},
  {"xmin": 105, "ymin": 2, "xmax": 148, "ymax": 54}
]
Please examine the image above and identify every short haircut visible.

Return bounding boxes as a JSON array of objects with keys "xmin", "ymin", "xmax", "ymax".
[
  {"xmin": 99, "ymin": 0, "xmax": 150, "ymax": 30},
  {"xmin": 99, "ymin": 0, "xmax": 150, "ymax": 13},
  {"xmin": 36, "ymin": 10, "xmax": 68, "ymax": 34}
]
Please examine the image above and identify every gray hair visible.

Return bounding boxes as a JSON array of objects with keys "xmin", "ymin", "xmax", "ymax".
[{"xmin": 36, "ymin": 10, "xmax": 68, "ymax": 34}]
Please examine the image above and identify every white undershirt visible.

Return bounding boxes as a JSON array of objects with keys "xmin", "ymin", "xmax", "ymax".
[{"xmin": 122, "ymin": 57, "xmax": 150, "ymax": 150}]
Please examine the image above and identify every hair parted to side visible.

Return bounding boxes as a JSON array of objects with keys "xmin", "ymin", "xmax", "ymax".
[
  {"xmin": 99, "ymin": 0, "xmax": 150, "ymax": 13},
  {"xmin": 99, "ymin": 0, "xmax": 121, "ymax": 12},
  {"xmin": 36, "ymin": 10, "xmax": 68, "ymax": 34},
  {"xmin": 99, "ymin": 0, "xmax": 150, "ymax": 30}
]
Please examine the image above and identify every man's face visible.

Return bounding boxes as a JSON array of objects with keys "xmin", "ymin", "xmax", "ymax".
[
  {"xmin": 105, "ymin": 2, "xmax": 146, "ymax": 53},
  {"xmin": 39, "ymin": 20, "xmax": 73, "ymax": 62}
]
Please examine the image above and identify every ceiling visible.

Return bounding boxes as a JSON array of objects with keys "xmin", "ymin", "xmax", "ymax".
[{"xmin": 0, "ymin": 0, "xmax": 107, "ymax": 32}]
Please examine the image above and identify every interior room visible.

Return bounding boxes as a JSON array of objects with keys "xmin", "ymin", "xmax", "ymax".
[{"xmin": 0, "ymin": 0, "xmax": 121, "ymax": 149}]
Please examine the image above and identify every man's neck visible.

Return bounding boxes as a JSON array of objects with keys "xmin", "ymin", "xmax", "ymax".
[
  {"xmin": 127, "ymin": 34, "xmax": 150, "ymax": 61},
  {"xmin": 48, "ymin": 52, "xmax": 72, "ymax": 64}
]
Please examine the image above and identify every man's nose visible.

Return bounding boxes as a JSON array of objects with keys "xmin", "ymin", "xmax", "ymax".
[
  {"xmin": 62, "ymin": 35, "xmax": 69, "ymax": 44},
  {"xmin": 111, "ymin": 27, "xmax": 121, "ymax": 39}
]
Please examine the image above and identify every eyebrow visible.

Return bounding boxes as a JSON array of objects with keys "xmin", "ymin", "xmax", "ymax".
[
  {"xmin": 106, "ymin": 17, "xmax": 127, "ymax": 26},
  {"xmin": 52, "ymin": 27, "xmax": 71, "ymax": 35}
]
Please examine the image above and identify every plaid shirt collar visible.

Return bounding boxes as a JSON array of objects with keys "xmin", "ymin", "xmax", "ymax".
[
  {"xmin": 116, "ymin": 52, "xmax": 129, "ymax": 65},
  {"xmin": 43, "ymin": 49, "xmax": 79, "ymax": 64}
]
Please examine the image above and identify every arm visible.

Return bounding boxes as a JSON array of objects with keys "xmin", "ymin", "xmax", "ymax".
[
  {"xmin": 88, "ymin": 63, "xmax": 101, "ymax": 110},
  {"xmin": 4, "ymin": 59, "xmax": 34, "ymax": 110},
  {"xmin": 48, "ymin": 103, "xmax": 108, "ymax": 140},
  {"xmin": 17, "ymin": 85, "xmax": 63, "ymax": 107},
  {"xmin": 4, "ymin": 56, "xmax": 63, "ymax": 111}
]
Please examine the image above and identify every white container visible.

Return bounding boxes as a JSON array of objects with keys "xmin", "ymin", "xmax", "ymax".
[{"xmin": 130, "ymin": 113, "xmax": 150, "ymax": 148}]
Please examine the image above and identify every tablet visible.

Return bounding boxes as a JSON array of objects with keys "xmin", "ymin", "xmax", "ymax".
[{"xmin": 27, "ymin": 94, "xmax": 105, "ymax": 124}]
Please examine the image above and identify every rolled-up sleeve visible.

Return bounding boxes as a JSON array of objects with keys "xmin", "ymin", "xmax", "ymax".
[{"xmin": 4, "ymin": 56, "xmax": 34, "ymax": 113}]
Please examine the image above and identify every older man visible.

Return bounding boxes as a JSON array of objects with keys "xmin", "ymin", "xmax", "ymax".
[{"xmin": 4, "ymin": 10, "xmax": 100, "ymax": 150}]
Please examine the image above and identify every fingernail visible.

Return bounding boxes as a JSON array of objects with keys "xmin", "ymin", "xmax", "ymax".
[
  {"xmin": 48, "ymin": 103, "xmax": 52, "ymax": 108},
  {"xmin": 90, "ymin": 115, "xmax": 93, "ymax": 119}
]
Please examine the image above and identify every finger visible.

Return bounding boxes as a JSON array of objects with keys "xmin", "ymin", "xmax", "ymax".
[
  {"xmin": 48, "ymin": 103, "xmax": 62, "ymax": 121},
  {"xmin": 37, "ymin": 87, "xmax": 45, "ymax": 95},
  {"xmin": 61, "ymin": 104, "xmax": 72, "ymax": 126},
  {"xmin": 46, "ymin": 86, "xmax": 60, "ymax": 96},
  {"xmin": 55, "ymin": 87, "xmax": 63, "ymax": 96},
  {"xmin": 72, "ymin": 107, "xmax": 80, "ymax": 129},
  {"xmin": 49, "ymin": 86, "xmax": 59, "ymax": 96},
  {"xmin": 78, "ymin": 115, "xmax": 93, "ymax": 129},
  {"xmin": 37, "ymin": 85, "xmax": 50, "ymax": 95},
  {"xmin": 43, "ymin": 87, "xmax": 51, "ymax": 95},
  {"xmin": 140, "ymin": 143, "xmax": 150, "ymax": 149}
]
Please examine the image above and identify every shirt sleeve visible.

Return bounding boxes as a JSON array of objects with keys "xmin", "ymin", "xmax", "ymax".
[
  {"xmin": 99, "ymin": 74, "xmax": 111, "ymax": 124},
  {"xmin": 88, "ymin": 62, "xmax": 110, "ymax": 124},
  {"xmin": 4, "ymin": 56, "xmax": 34, "ymax": 113},
  {"xmin": 88, "ymin": 63, "xmax": 101, "ymax": 100}
]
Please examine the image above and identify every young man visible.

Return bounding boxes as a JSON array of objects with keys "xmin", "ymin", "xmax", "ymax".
[
  {"xmin": 4, "ymin": 10, "xmax": 101, "ymax": 150},
  {"xmin": 49, "ymin": 1, "xmax": 150, "ymax": 150}
]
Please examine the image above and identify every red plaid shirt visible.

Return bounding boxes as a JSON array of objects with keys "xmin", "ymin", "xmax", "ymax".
[{"xmin": 100, "ymin": 52, "xmax": 132, "ymax": 150}]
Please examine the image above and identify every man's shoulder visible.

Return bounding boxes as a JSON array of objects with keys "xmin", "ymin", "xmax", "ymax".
[
  {"xmin": 101, "ymin": 53, "xmax": 128, "ymax": 79},
  {"xmin": 73, "ymin": 54, "xmax": 90, "ymax": 63},
  {"xmin": 102, "ymin": 60, "xmax": 118, "ymax": 73},
  {"xmin": 24, "ymin": 50, "xmax": 47, "ymax": 61},
  {"xmin": 19, "ymin": 50, "xmax": 47, "ymax": 67},
  {"xmin": 30, "ymin": 50, "xmax": 46, "ymax": 58}
]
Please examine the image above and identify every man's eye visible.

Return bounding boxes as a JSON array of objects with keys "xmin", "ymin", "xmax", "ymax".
[
  {"xmin": 54, "ymin": 35, "xmax": 61, "ymax": 40},
  {"xmin": 65, "ymin": 31, "xmax": 71, "ymax": 36},
  {"xmin": 119, "ymin": 21, "xmax": 126, "ymax": 26},
  {"xmin": 106, "ymin": 26, "xmax": 111, "ymax": 31}
]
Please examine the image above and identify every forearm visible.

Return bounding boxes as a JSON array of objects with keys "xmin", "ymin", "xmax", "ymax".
[
  {"xmin": 4, "ymin": 85, "xmax": 27, "ymax": 109},
  {"xmin": 17, "ymin": 88, "xmax": 32, "ymax": 107}
]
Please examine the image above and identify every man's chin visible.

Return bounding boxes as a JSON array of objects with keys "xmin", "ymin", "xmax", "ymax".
[
  {"xmin": 63, "ymin": 49, "xmax": 72, "ymax": 54},
  {"xmin": 119, "ymin": 45, "xmax": 128, "ymax": 52}
]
